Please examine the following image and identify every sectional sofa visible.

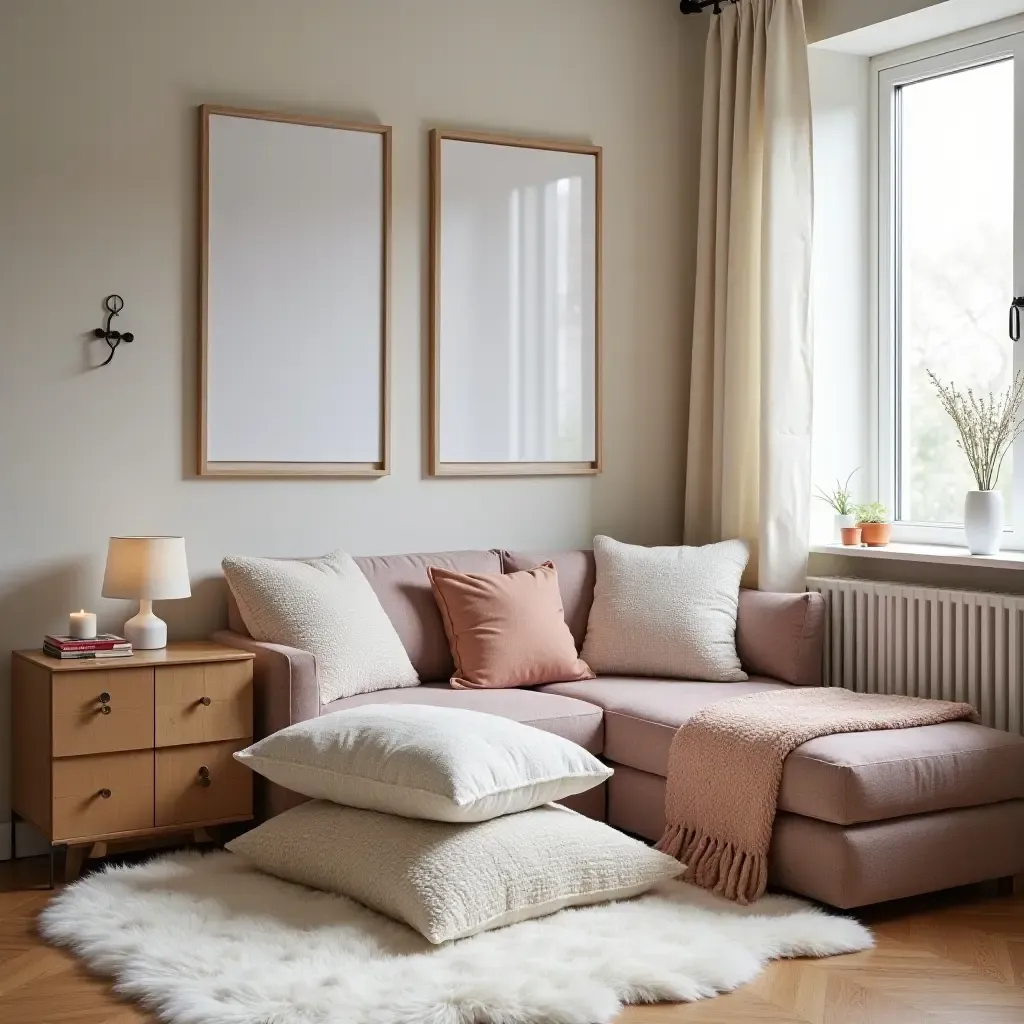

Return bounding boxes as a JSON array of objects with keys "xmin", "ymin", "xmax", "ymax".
[{"xmin": 215, "ymin": 548, "xmax": 1024, "ymax": 909}]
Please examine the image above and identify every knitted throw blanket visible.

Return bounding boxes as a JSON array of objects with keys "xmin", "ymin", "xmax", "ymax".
[{"xmin": 655, "ymin": 688, "xmax": 977, "ymax": 904}]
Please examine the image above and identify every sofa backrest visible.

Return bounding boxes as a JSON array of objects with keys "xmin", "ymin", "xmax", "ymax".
[
  {"xmin": 224, "ymin": 547, "xmax": 824, "ymax": 686},
  {"xmin": 226, "ymin": 550, "xmax": 502, "ymax": 682},
  {"xmin": 499, "ymin": 550, "xmax": 595, "ymax": 651}
]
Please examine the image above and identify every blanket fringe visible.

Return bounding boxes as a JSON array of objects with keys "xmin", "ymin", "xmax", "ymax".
[{"xmin": 656, "ymin": 824, "xmax": 767, "ymax": 905}]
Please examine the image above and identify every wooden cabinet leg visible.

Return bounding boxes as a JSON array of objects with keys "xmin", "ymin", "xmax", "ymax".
[
  {"xmin": 88, "ymin": 841, "xmax": 107, "ymax": 860},
  {"xmin": 64, "ymin": 845, "xmax": 88, "ymax": 884},
  {"xmin": 193, "ymin": 827, "xmax": 212, "ymax": 845},
  {"xmin": 996, "ymin": 875, "xmax": 1024, "ymax": 897}
]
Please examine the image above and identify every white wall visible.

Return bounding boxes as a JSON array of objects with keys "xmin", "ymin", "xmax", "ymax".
[
  {"xmin": 0, "ymin": 0, "xmax": 707, "ymax": 846},
  {"xmin": 805, "ymin": 0, "xmax": 948, "ymax": 42}
]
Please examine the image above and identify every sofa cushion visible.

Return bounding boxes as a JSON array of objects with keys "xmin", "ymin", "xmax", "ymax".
[
  {"xmin": 222, "ymin": 550, "xmax": 419, "ymax": 704},
  {"xmin": 540, "ymin": 678, "xmax": 1024, "ymax": 824},
  {"xmin": 353, "ymin": 551, "xmax": 502, "ymax": 681},
  {"xmin": 428, "ymin": 562, "xmax": 594, "ymax": 689},
  {"xmin": 324, "ymin": 681, "xmax": 604, "ymax": 754},
  {"xmin": 785, "ymin": 721, "xmax": 1024, "ymax": 824},
  {"xmin": 500, "ymin": 550, "xmax": 595, "ymax": 651},
  {"xmin": 580, "ymin": 536, "xmax": 749, "ymax": 682},
  {"xmin": 542, "ymin": 678, "xmax": 787, "ymax": 776}
]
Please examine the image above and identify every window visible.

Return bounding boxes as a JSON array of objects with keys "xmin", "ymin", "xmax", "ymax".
[{"xmin": 877, "ymin": 29, "xmax": 1024, "ymax": 543}]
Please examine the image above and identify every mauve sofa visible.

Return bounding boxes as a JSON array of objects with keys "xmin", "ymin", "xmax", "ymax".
[{"xmin": 214, "ymin": 549, "xmax": 1024, "ymax": 909}]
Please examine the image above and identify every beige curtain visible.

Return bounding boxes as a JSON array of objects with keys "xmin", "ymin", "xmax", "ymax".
[{"xmin": 683, "ymin": 0, "xmax": 813, "ymax": 593}]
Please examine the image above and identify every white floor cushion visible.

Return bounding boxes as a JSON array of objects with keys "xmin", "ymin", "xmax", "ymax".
[
  {"xmin": 235, "ymin": 704, "xmax": 612, "ymax": 822},
  {"xmin": 222, "ymin": 549, "xmax": 419, "ymax": 703},
  {"xmin": 227, "ymin": 801, "xmax": 682, "ymax": 943}
]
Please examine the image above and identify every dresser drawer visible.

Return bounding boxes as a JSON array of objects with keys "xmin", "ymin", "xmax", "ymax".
[
  {"xmin": 155, "ymin": 739, "xmax": 253, "ymax": 827},
  {"xmin": 52, "ymin": 669, "xmax": 155, "ymax": 757},
  {"xmin": 155, "ymin": 662, "xmax": 253, "ymax": 747},
  {"xmin": 52, "ymin": 750, "xmax": 155, "ymax": 841}
]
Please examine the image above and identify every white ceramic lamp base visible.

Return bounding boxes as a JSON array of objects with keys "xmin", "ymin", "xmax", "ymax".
[{"xmin": 123, "ymin": 600, "xmax": 167, "ymax": 650}]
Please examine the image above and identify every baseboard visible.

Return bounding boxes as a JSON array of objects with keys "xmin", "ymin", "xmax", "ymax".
[{"xmin": 0, "ymin": 819, "xmax": 51, "ymax": 860}]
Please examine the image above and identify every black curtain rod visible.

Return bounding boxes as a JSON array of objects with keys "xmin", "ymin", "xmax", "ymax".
[{"xmin": 679, "ymin": 0, "xmax": 739, "ymax": 14}]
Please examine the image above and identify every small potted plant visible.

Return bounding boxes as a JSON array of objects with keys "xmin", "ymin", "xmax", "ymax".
[
  {"xmin": 814, "ymin": 470, "xmax": 860, "ymax": 544},
  {"xmin": 855, "ymin": 502, "xmax": 891, "ymax": 548},
  {"xmin": 928, "ymin": 370, "xmax": 1024, "ymax": 555}
]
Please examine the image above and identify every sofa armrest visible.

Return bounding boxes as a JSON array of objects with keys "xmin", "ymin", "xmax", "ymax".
[
  {"xmin": 211, "ymin": 630, "xmax": 320, "ymax": 737},
  {"xmin": 736, "ymin": 590, "xmax": 825, "ymax": 687}
]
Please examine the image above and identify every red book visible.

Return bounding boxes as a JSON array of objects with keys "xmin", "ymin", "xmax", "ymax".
[{"xmin": 44, "ymin": 633, "xmax": 131, "ymax": 652}]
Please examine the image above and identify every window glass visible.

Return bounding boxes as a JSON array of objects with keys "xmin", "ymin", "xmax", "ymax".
[{"xmin": 896, "ymin": 59, "xmax": 1013, "ymax": 523}]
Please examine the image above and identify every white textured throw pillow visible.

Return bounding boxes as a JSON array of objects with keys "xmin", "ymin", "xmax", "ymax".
[
  {"xmin": 227, "ymin": 801, "xmax": 681, "ymax": 943},
  {"xmin": 234, "ymin": 705, "xmax": 611, "ymax": 822},
  {"xmin": 581, "ymin": 535, "xmax": 749, "ymax": 682},
  {"xmin": 222, "ymin": 550, "xmax": 418, "ymax": 704}
]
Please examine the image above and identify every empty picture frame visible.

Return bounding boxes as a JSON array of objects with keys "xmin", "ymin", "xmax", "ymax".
[
  {"xmin": 429, "ymin": 129, "xmax": 602, "ymax": 476},
  {"xmin": 199, "ymin": 105, "xmax": 391, "ymax": 477}
]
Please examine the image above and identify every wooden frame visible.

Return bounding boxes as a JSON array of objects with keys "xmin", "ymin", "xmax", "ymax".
[
  {"xmin": 429, "ymin": 128, "xmax": 603, "ymax": 477},
  {"xmin": 199, "ymin": 104, "xmax": 392, "ymax": 478}
]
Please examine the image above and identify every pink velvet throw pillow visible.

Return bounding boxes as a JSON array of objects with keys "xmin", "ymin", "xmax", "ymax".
[{"xmin": 428, "ymin": 563, "xmax": 595, "ymax": 690}]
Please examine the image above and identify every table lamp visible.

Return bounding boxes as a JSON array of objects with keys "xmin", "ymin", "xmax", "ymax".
[{"xmin": 101, "ymin": 536, "xmax": 191, "ymax": 649}]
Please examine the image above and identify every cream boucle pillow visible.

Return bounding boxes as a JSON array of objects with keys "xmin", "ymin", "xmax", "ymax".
[
  {"xmin": 235, "ymin": 704, "xmax": 611, "ymax": 822},
  {"xmin": 222, "ymin": 550, "xmax": 418, "ymax": 703},
  {"xmin": 226, "ymin": 801, "xmax": 681, "ymax": 943},
  {"xmin": 581, "ymin": 535, "xmax": 749, "ymax": 682}
]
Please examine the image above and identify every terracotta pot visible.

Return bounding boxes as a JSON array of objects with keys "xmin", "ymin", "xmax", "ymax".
[
  {"xmin": 858, "ymin": 522, "xmax": 891, "ymax": 547},
  {"xmin": 840, "ymin": 526, "xmax": 862, "ymax": 547}
]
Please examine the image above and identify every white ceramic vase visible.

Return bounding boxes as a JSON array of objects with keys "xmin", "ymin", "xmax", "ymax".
[
  {"xmin": 834, "ymin": 513, "xmax": 857, "ymax": 542},
  {"xmin": 964, "ymin": 490, "xmax": 1004, "ymax": 556}
]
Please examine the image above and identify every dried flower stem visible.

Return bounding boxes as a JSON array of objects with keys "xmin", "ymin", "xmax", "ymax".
[{"xmin": 927, "ymin": 370, "xmax": 1024, "ymax": 491}]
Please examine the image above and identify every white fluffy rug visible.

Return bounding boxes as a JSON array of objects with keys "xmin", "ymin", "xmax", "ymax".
[{"xmin": 39, "ymin": 851, "xmax": 872, "ymax": 1024}]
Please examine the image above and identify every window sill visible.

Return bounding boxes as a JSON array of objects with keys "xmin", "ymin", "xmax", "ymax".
[{"xmin": 809, "ymin": 542, "xmax": 1024, "ymax": 571}]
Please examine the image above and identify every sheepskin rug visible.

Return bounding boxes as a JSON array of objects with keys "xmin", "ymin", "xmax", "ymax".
[{"xmin": 39, "ymin": 850, "xmax": 872, "ymax": 1024}]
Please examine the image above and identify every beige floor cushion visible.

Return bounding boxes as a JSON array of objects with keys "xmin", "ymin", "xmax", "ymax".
[
  {"xmin": 227, "ymin": 801, "xmax": 681, "ymax": 943},
  {"xmin": 236, "ymin": 704, "xmax": 611, "ymax": 822}
]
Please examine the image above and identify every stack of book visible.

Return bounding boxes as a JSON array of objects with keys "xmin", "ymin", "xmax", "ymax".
[{"xmin": 44, "ymin": 634, "xmax": 133, "ymax": 660}]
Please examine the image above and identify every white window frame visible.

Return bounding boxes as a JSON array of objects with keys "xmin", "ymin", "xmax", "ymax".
[{"xmin": 873, "ymin": 18, "xmax": 1024, "ymax": 547}]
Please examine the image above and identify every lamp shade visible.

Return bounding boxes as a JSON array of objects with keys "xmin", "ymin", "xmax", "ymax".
[{"xmin": 101, "ymin": 536, "xmax": 191, "ymax": 600}]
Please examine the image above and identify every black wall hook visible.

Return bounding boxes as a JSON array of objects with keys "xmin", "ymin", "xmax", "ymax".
[
  {"xmin": 1011, "ymin": 297, "xmax": 1024, "ymax": 342},
  {"xmin": 92, "ymin": 295, "xmax": 135, "ymax": 367}
]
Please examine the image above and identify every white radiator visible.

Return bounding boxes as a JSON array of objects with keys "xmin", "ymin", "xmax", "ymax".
[{"xmin": 807, "ymin": 577, "xmax": 1024, "ymax": 736}]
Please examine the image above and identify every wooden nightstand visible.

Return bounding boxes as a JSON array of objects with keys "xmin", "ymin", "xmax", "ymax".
[{"xmin": 10, "ymin": 641, "xmax": 255, "ymax": 884}]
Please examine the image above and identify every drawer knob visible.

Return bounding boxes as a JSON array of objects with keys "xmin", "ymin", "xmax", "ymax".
[
  {"xmin": 198, "ymin": 696, "xmax": 212, "ymax": 707},
  {"xmin": 98, "ymin": 692, "xmax": 110, "ymax": 704},
  {"xmin": 98, "ymin": 788, "xmax": 111, "ymax": 799},
  {"xmin": 99, "ymin": 705, "xmax": 112, "ymax": 716},
  {"xmin": 198, "ymin": 765, "xmax": 211, "ymax": 787}
]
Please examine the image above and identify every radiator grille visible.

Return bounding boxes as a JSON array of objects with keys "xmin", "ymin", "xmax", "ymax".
[{"xmin": 807, "ymin": 577, "xmax": 1024, "ymax": 735}]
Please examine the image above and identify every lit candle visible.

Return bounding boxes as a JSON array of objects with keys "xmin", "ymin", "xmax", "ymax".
[{"xmin": 69, "ymin": 610, "xmax": 97, "ymax": 640}]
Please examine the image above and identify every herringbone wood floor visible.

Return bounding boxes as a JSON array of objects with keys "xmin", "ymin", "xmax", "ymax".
[{"xmin": 2, "ymin": 856, "xmax": 1023, "ymax": 1023}]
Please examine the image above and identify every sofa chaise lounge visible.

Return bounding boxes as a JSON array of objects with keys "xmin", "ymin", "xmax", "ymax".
[{"xmin": 215, "ymin": 548, "xmax": 1024, "ymax": 909}]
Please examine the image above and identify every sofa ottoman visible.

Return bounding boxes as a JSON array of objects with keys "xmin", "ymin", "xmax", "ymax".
[{"xmin": 542, "ymin": 678, "xmax": 1024, "ymax": 907}]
